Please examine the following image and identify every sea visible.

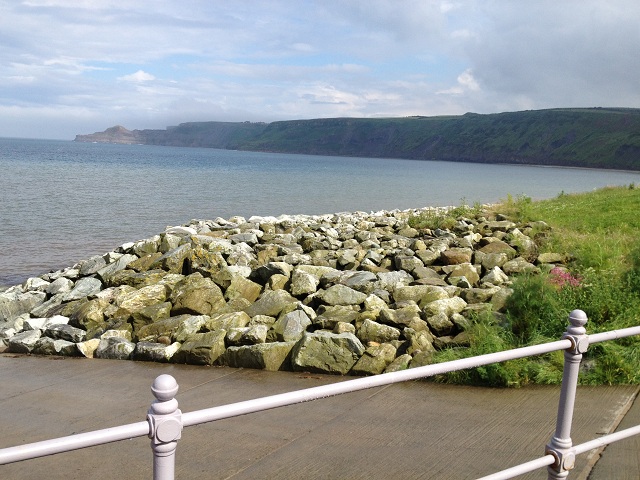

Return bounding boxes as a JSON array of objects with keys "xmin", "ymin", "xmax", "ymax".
[{"xmin": 2, "ymin": 137, "xmax": 639, "ymax": 287}]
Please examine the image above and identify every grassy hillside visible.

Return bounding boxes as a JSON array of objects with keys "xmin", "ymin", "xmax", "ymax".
[
  {"xmin": 419, "ymin": 185, "xmax": 640, "ymax": 386},
  {"xmin": 76, "ymin": 108, "xmax": 640, "ymax": 170},
  {"xmin": 240, "ymin": 108, "xmax": 640, "ymax": 170}
]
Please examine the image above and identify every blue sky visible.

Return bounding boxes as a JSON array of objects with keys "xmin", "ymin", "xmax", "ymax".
[{"xmin": 2, "ymin": 0, "xmax": 640, "ymax": 139}]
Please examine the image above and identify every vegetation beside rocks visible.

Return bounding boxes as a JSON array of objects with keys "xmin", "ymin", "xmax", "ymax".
[
  {"xmin": 1, "ymin": 186, "xmax": 639, "ymax": 387},
  {"xmin": 429, "ymin": 186, "xmax": 640, "ymax": 386}
]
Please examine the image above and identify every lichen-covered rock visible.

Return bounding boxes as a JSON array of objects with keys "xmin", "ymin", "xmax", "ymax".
[
  {"xmin": 290, "ymin": 268, "xmax": 320, "ymax": 296},
  {"xmin": 244, "ymin": 289, "xmax": 297, "ymax": 317},
  {"xmin": 133, "ymin": 341, "xmax": 181, "ymax": 362},
  {"xmin": 291, "ymin": 331, "xmax": 365, "ymax": 375},
  {"xmin": 384, "ymin": 353, "xmax": 412, "ymax": 373},
  {"xmin": 422, "ymin": 297, "xmax": 467, "ymax": 317},
  {"xmin": 173, "ymin": 330, "xmax": 227, "ymax": 365},
  {"xmin": 317, "ymin": 284, "xmax": 367, "ymax": 306},
  {"xmin": 224, "ymin": 341, "xmax": 296, "ymax": 371},
  {"xmin": 351, "ymin": 343, "xmax": 397, "ymax": 375},
  {"xmin": 95, "ymin": 337, "xmax": 136, "ymax": 360},
  {"xmin": 224, "ymin": 275, "xmax": 262, "ymax": 303},
  {"xmin": 170, "ymin": 273, "xmax": 226, "ymax": 316},
  {"xmin": 149, "ymin": 244, "xmax": 191, "ymax": 274},
  {"xmin": 33, "ymin": 337, "xmax": 78, "ymax": 356},
  {"xmin": 272, "ymin": 310, "xmax": 312, "ymax": 342}
]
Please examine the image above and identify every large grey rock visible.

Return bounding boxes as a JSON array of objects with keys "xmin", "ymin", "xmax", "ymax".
[
  {"xmin": 244, "ymin": 289, "xmax": 297, "ymax": 317},
  {"xmin": 133, "ymin": 341, "xmax": 181, "ymax": 362},
  {"xmin": 317, "ymin": 284, "xmax": 367, "ymax": 306},
  {"xmin": 272, "ymin": 310, "xmax": 312, "ymax": 342},
  {"xmin": 33, "ymin": 337, "xmax": 78, "ymax": 356},
  {"xmin": 173, "ymin": 330, "xmax": 227, "ymax": 365},
  {"xmin": 96, "ymin": 254, "xmax": 138, "ymax": 281},
  {"xmin": 357, "ymin": 319, "xmax": 401, "ymax": 344},
  {"xmin": 95, "ymin": 337, "xmax": 136, "ymax": 360},
  {"xmin": 225, "ymin": 324, "xmax": 269, "ymax": 346},
  {"xmin": 149, "ymin": 244, "xmax": 191, "ymax": 273},
  {"xmin": 290, "ymin": 269, "xmax": 319, "ymax": 296},
  {"xmin": 63, "ymin": 277, "xmax": 103, "ymax": 301},
  {"xmin": 224, "ymin": 341, "xmax": 296, "ymax": 371},
  {"xmin": 205, "ymin": 311, "xmax": 251, "ymax": 332},
  {"xmin": 422, "ymin": 297, "xmax": 467, "ymax": 317},
  {"xmin": 170, "ymin": 273, "xmax": 226, "ymax": 316},
  {"xmin": 78, "ymin": 255, "xmax": 107, "ymax": 276},
  {"xmin": 502, "ymin": 257, "xmax": 540, "ymax": 275},
  {"xmin": 224, "ymin": 275, "xmax": 262, "ymax": 303},
  {"xmin": 7, "ymin": 329, "xmax": 42, "ymax": 353},
  {"xmin": 291, "ymin": 331, "xmax": 365, "ymax": 375},
  {"xmin": 0, "ymin": 290, "xmax": 47, "ymax": 322},
  {"xmin": 115, "ymin": 284, "xmax": 168, "ymax": 315},
  {"xmin": 45, "ymin": 277, "xmax": 74, "ymax": 296},
  {"xmin": 351, "ymin": 343, "xmax": 397, "ymax": 375},
  {"xmin": 45, "ymin": 323, "xmax": 87, "ymax": 343}
]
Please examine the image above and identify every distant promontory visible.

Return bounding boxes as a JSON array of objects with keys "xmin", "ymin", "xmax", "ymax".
[{"xmin": 75, "ymin": 108, "xmax": 640, "ymax": 170}]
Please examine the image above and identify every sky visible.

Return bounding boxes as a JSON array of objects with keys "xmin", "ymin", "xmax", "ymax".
[{"xmin": 2, "ymin": 1, "xmax": 640, "ymax": 140}]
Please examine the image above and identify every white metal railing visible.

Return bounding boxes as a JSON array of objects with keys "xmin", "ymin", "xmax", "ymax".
[{"xmin": 1, "ymin": 309, "xmax": 640, "ymax": 479}]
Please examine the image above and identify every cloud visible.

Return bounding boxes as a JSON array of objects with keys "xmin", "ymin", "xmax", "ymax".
[
  {"xmin": 1, "ymin": 0, "xmax": 640, "ymax": 139},
  {"xmin": 117, "ymin": 70, "xmax": 156, "ymax": 83}
]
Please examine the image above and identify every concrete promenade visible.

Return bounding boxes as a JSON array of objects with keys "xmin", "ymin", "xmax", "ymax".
[{"xmin": 1, "ymin": 353, "xmax": 638, "ymax": 479}]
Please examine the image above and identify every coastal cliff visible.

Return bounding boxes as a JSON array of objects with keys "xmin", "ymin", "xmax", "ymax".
[{"xmin": 75, "ymin": 108, "xmax": 640, "ymax": 170}]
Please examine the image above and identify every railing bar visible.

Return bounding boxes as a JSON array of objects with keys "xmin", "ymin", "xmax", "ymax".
[
  {"xmin": 0, "ymin": 421, "xmax": 150, "ymax": 465},
  {"xmin": 573, "ymin": 423, "xmax": 640, "ymax": 455},
  {"xmin": 475, "ymin": 454, "xmax": 556, "ymax": 480},
  {"xmin": 589, "ymin": 326, "xmax": 640, "ymax": 345},
  {"xmin": 182, "ymin": 339, "xmax": 571, "ymax": 427}
]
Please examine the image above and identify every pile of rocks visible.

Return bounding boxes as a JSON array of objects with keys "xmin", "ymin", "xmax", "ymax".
[{"xmin": 0, "ymin": 207, "xmax": 564, "ymax": 375}]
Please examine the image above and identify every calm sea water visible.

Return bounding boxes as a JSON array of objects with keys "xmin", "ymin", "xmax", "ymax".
[{"xmin": 2, "ymin": 137, "xmax": 639, "ymax": 286}]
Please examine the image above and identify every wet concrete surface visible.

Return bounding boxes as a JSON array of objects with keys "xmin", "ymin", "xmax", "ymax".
[{"xmin": 0, "ymin": 354, "xmax": 638, "ymax": 479}]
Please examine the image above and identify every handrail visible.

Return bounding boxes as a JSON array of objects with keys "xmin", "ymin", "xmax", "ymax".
[{"xmin": 1, "ymin": 309, "xmax": 639, "ymax": 480}]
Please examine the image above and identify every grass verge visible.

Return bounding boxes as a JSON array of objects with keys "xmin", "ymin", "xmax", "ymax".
[{"xmin": 426, "ymin": 185, "xmax": 640, "ymax": 386}]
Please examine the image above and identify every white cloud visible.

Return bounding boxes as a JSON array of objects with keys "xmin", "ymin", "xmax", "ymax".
[
  {"xmin": 1, "ymin": 0, "xmax": 640, "ymax": 138},
  {"xmin": 118, "ymin": 70, "xmax": 156, "ymax": 83}
]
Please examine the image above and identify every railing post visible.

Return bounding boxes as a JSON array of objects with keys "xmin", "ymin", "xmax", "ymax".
[
  {"xmin": 148, "ymin": 374, "xmax": 183, "ymax": 480},
  {"xmin": 546, "ymin": 309, "xmax": 589, "ymax": 479}
]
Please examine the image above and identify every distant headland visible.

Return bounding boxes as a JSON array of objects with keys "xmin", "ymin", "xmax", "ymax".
[{"xmin": 75, "ymin": 108, "xmax": 640, "ymax": 171}]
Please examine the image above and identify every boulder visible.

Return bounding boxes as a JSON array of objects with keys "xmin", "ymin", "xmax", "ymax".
[
  {"xmin": 357, "ymin": 318, "xmax": 401, "ymax": 344},
  {"xmin": 45, "ymin": 323, "xmax": 86, "ymax": 343},
  {"xmin": 33, "ymin": 337, "xmax": 78, "ymax": 356},
  {"xmin": 95, "ymin": 337, "xmax": 136, "ymax": 360},
  {"xmin": 317, "ymin": 284, "xmax": 367, "ymax": 306},
  {"xmin": 133, "ymin": 341, "xmax": 181, "ymax": 362},
  {"xmin": 170, "ymin": 273, "xmax": 226, "ymax": 316},
  {"xmin": 291, "ymin": 331, "xmax": 365, "ymax": 375},
  {"xmin": 272, "ymin": 310, "xmax": 312, "ymax": 342},
  {"xmin": 7, "ymin": 329, "xmax": 42, "ymax": 353},
  {"xmin": 96, "ymin": 254, "xmax": 138, "ymax": 282},
  {"xmin": 224, "ymin": 341, "xmax": 296, "ymax": 371},
  {"xmin": 384, "ymin": 353, "xmax": 412, "ymax": 373},
  {"xmin": 149, "ymin": 244, "xmax": 191, "ymax": 274},
  {"xmin": 173, "ymin": 330, "xmax": 227, "ymax": 365},
  {"xmin": 351, "ymin": 343, "xmax": 397, "ymax": 375},
  {"xmin": 244, "ymin": 289, "xmax": 297, "ymax": 317},
  {"xmin": 422, "ymin": 297, "xmax": 467, "ymax": 317},
  {"xmin": 0, "ymin": 290, "xmax": 47, "ymax": 322}
]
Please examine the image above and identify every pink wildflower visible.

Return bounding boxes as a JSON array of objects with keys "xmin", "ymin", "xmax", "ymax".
[{"xmin": 549, "ymin": 267, "xmax": 581, "ymax": 288}]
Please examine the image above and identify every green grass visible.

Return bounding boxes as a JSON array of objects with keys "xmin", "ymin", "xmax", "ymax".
[{"xmin": 428, "ymin": 185, "xmax": 640, "ymax": 386}]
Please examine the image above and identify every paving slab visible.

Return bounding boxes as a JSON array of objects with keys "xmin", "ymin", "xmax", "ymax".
[{"xmin": 0, "ymin": 354, "xmax": 637, "ymax": 479}]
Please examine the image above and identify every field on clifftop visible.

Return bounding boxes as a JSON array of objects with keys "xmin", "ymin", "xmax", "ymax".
[{"xmin": 425, "ymin": 185, "xmax": 640, "ymax": 386}]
